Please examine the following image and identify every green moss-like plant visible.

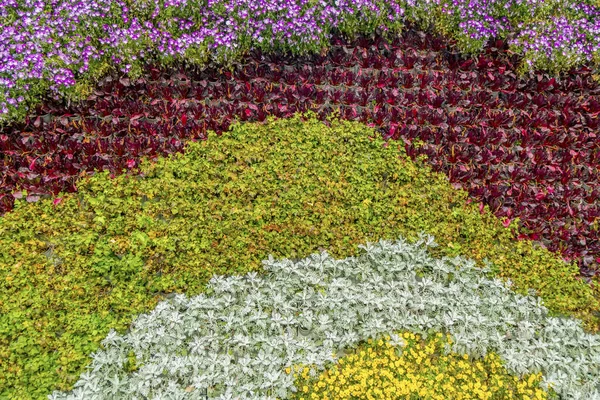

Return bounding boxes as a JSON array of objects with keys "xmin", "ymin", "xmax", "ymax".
[{"xmin": 1, "ymin": 113, "xmax": 598, "ymax": 399}]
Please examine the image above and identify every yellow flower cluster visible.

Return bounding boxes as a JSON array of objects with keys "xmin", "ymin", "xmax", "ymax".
[{"xmin": 286, "ymin": 331, "xmax": 556, "ymax": 400}]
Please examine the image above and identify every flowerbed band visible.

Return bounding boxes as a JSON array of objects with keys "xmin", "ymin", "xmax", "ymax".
[{"xmin": 49, "ymin": 235, "xmax": 600, "ymax": 399}]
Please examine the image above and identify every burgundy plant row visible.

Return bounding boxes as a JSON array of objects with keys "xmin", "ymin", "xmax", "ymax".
[{"xmin": 1, "ymin": 28, "xmax": 600, "ymax": 280}]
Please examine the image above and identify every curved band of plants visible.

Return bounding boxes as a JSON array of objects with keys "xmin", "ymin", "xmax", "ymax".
[{"xmin": 49, "ymin": 234, "xmax": 599, "ymax": 399}]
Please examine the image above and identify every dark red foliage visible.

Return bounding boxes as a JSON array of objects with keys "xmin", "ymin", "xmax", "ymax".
[{"xmin": 2, "ymin": 28, "xmax": 600, "ymax": 281}]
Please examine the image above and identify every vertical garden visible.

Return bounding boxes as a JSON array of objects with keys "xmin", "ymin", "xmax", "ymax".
[{"xmin": 1, "ymin": 0, "xmax": 600, "ymax": 399}]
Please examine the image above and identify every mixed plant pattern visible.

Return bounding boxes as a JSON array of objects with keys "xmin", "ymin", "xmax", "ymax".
[
  {"xmin": 49, "ymin": 235, "xmax": 600, "ymax": 399},
  {"xmin": 2, "ymin": 0, "xmax": 600, "ymax": 123},
  {"xmin": 3, "ymin": 114, "xmax": 598, "ymax": 399},
  {"xmin": 1, "ymin": 0, "xmax": 406, "ymax": 122},
  {"xmin": 3, "ymin": 0, "xmax": 600, "ymax": 398},
  {"xmin": 3, "ymin": 29, "xmax": 600, "ymax": 280}
]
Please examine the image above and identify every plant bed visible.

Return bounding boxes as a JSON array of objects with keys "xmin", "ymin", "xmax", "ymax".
[
  {"xmin": 1, "ymin": 115, "xmax": 598, "ymax": 399},
  {"xmin": 48, "ymin": 235, "xmax": 598, "ymax": 399},
  {"xmin": 2, "ymin": 29, "xmax": 600, "ymax": 281},
  {"xmin": 3, "ymin": 1, "xmax": 600, "ymax": 398}
]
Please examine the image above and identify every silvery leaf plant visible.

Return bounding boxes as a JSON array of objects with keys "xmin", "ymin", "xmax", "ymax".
[{"xmin": 50, "ymin": 233, "xmax": 600, "ymax": 400}]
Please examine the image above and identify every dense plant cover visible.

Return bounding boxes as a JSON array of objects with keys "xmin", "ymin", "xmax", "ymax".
[
  {"xmin": 291, "ymin": 332, "xmax": 553, "ymax": 400},
  {"xmin": 3, "ymin": 29, "xmax": 600, "ymax": 280},
  {"xmin": 49, "ymin": 235, "xmax": 599, "ymax": 399},
  {"xmin": 2, "ymin": 116, "xmax": 598, "ymax": 398},
  {"xmin": 2, "ymin": 0, "xmax": 600, "ymax": 124},
  {"xmin": 2, "ymin": 0, "xmax": 600, "ymax": 398},
  {"xmin": 1, "ymin": 0, "xmax": 406, "ymax": 124}
]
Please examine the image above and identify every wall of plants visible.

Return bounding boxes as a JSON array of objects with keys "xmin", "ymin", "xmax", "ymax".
[{"xmin": 2, "ymin": 0, "xmax": 600, "ymax": 399}]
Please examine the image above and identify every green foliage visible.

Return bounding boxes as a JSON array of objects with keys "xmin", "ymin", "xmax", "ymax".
[{"xmin": 0, "ymin": 114, "xmax": 598, "ymax": 399}]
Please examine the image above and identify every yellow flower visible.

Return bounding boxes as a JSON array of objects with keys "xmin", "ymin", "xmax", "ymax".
[{"xmin": 289, "ymin": 331, "xmax": 550, "ymax": 400}]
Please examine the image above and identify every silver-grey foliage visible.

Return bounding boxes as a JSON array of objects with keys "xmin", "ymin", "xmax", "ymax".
[{"xmin": 49, "ymin": 234, "xmax": 600, "ymax": 400}]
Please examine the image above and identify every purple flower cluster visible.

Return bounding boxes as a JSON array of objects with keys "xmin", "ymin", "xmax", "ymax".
[
  {"xmin": 405, "ymin": 0, "xmax": 600, "ymax": 71},
  {"xmin": 440, "ymin": 0, "xmax": 512, "ymax": 40},
  {"xmin": 511, "ymin": 3, "xmax": 600, "ymax": 71},
  {"xmin": 434, "ymin": 0, "xmax": 580, "ymax": 43},
  {"xmin": 0, "ymin": 0, "xmax": 112, "ymax": 114},
  {"xmin": 433, "ymin": 0, "xmax": 600, "ymax": 71}
]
